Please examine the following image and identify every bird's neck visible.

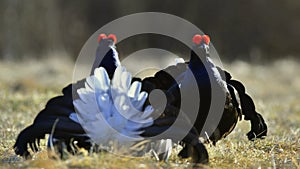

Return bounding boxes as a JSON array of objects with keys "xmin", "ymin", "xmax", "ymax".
[
  {"xmin": 188, "ymin": 50, "xmax": 207, "ymax": 72},
  {"xmin": 188, "ymin": 50, "xmax": 221, "ymax": 81},
  {"xmin": 91, "ymin": 46, "xmax": 120, "ymax": 78}
]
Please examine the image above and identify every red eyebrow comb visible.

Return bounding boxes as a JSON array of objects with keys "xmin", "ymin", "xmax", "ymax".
[
  {"xmin": 97, "ymin": 33, "xmax": 117, "ymax": 44},
  {"xmin": 202, "ymin": 35, "xmax": 210, "ymax": 45},
  {"xmin": 192, "ymin": 34, "xmax": 203, "ymax": 45},
  {"xmin": 192, "ymin": 34, "xmax": 210, "ymax": 45},
  {"xmin": 107, "ymin": 34, "xmax": 117, "ymax": 44},
  {"xmin": 98, "ymin": 34, "xmax": 107, "ymax": 43}
]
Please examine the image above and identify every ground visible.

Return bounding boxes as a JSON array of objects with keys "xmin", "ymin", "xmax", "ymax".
[{"xmin": 0, "ymin": 58, "xmax": 299, "ymax": 168}]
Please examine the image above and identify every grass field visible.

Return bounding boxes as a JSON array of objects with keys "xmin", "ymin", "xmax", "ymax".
[{"xmin": 0, "ymin": 58, "xmax": 299, "ymax": 168}]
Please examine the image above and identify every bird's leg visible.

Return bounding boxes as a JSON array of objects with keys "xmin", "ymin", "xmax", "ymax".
[
  {"xmin": 181, "ymin": 131, "xmax": 209, "ymax": 164},
  {"xmin": 178, "ymin": 127, "xmax": 198, "ymax": 158},
  {"xmin": 142, "ymin": 125, "xmax": 208, "ymax": 164},
  {"xmin": 142, "ymin": 108, "xmax": 208, "ymax": 164}
]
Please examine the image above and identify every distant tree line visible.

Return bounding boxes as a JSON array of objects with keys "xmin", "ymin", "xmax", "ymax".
[{"xmin": 0, "ymin": 0, "xmax": 299, "ymax": 61}]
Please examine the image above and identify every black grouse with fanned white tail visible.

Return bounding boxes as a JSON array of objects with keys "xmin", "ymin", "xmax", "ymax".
[{"xmin": 14, "ymin": 34, "xmax": 267, "ymax": 164}]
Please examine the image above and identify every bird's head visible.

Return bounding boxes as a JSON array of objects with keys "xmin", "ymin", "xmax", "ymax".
[
  {"xmin": 97, "ymin": 34, "xmax": 117, "ymax": 47},
  {"xmin": 189, "ymin": 34, "xmax": 211, "ymax": 69},
  {"xmin": 91, "ymin": 33, "xmax": 121, "ymax": 78},
  {"xmin": 192, "ymin": 34, "xmax": 211, "ymax": 56}
]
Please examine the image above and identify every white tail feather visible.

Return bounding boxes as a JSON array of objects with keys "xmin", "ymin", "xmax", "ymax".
[{"xmin": 73, "ymin": 66, "xmax": 154, "ymax": 146}]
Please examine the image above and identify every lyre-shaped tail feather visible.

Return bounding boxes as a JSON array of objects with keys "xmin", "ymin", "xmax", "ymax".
[{"xmin": 73, "ymin": 66, "xmax": 154, "ymax": 146}]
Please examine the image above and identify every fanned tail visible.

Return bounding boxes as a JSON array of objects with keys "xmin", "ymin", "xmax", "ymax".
[{"xmin": 73, "ymin": 66, "xmax": 154, "ymax": 146}]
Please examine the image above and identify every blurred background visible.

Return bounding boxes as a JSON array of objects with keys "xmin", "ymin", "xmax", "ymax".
[
  {"xmin": 0, "ymin": 0, "xmax": 300, "ymax": 90},
  {"xmin": 0, "ymin": 0, "xmax": 300, "ymax": 62},
  {"xmin": 1, "ymin": 1, "xmax": 299, "ymax": 168}
]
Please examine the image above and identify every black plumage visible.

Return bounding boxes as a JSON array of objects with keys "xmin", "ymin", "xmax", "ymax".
[
  {"xmin": 139, "ymin": 34, "xmax": 267, "ymax": 162},
  {"xmin": 14, "ymin": 34, "xmax": 120, "ymax": 158},
  {"xmin": 14, "ymin": 34, "xmax": 267, "ymax": 164}
]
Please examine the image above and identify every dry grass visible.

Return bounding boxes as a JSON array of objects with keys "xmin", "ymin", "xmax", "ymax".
[{"xmin": 0, "ymin": 58, "xmax": 299, "ymax": 168}]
